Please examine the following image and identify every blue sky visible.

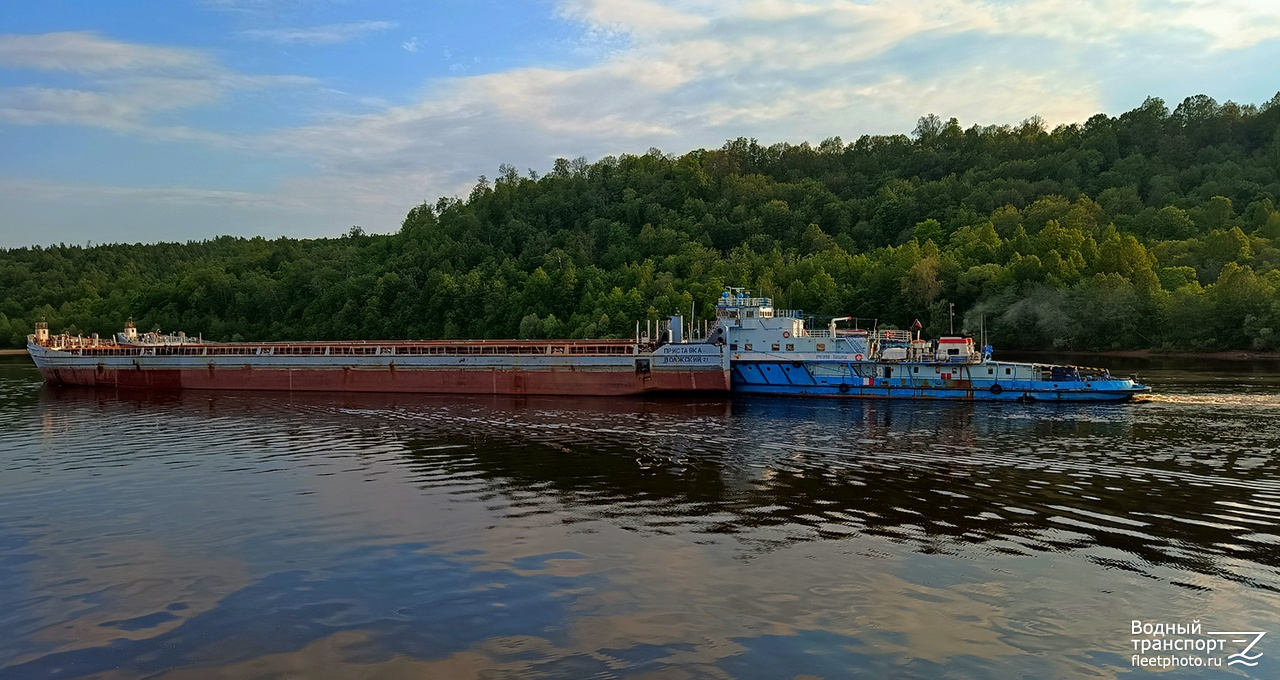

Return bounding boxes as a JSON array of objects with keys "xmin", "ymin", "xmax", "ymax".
[{"xmin": 1, "ymin": 0, "xmax": 1279, "ymax": 248}]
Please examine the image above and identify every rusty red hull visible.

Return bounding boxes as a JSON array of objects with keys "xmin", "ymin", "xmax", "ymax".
[
  {"xmin": 29, "ymin": 333, "xmax": 731, "ymax": 396},
  {"xmin": 37, "ymin": 365, "xmax": 726, "ymax": 396}
]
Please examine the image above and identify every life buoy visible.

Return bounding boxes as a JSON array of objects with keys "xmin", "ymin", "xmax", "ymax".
[
  {"xmin": 990, "ymin": 384, "xmax": 1003, "ymax": 395},
  {"xmin": 782, "ymin": 331, "xmax": 791, "ymax": 338},
  {"xmin": 853, "ymin": 353, "xmax": 864, "ymax": 361}
]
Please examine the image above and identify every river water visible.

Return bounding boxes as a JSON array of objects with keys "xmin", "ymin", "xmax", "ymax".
[{"xmin": 1, "ymin": 355, "xmax": 1278, "ymax": 679}]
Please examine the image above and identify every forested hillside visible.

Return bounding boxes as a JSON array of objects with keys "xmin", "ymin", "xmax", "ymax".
[{"xmin": 3, "ymin": 94, "xmax": 1280, "ymax": 351}]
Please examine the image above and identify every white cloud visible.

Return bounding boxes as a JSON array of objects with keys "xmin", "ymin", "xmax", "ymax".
[
  {"xmin": 241, "ymin": 21, "xmax": 398, "ymax": 45},
  {"xmin": 1164, "ymin": 0, "xmax": 1280, "ymax": 49},
  {"xmin": 0, "ymin": 85, "xmax": 204, "ymax": 130},
  {"xmin": 556, "ymin": 0, "xmax": 708, "ymax": 35},
  {"xmin": 7, "ymin": 0, "xmax": 1280, "ymax": 246},
  {"xmin": 0, "ymin": 32, "xmax": 209, "ymax": 72},
  {"xmin": 207, "ymin": 0, "xmax": 1279, "ymax": 237},
  {"xmin": 0, "ymin": 178, "xmax": 294, "ymax": 208},
  {"xmin": 256, "ymin": 1, "xmax": 1119, "ymax": 164},
  {"xmin": 557, "ymin": 0, "xmax": 1280, "ymax": 56},
  {"xmin": 0, "ymin": 72, "xmax": 315, "ymax": 133},
  {"xmin": 0, "ymin": 32, "xmax": 314, "ymax": 134}
]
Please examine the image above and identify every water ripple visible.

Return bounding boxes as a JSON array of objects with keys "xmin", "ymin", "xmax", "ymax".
[{"xmin": 1, "ymin": 357, "xmax": 1279, "ymax": 678}]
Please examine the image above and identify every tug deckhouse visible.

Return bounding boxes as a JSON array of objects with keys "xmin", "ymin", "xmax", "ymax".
[{"xmin": 714, "ymin": 289, "xmax": 870, "ymax": 358}]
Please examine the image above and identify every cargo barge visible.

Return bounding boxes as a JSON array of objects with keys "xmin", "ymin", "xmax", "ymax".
[{"xmin": 27, "ymin": 319, "xmax": 729, "ymax": 396}]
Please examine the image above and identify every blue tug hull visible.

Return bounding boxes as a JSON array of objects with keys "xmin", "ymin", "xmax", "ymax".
[{"xmin": 731, "ymin": 361, "xmax": 1149, "ymax": 402}]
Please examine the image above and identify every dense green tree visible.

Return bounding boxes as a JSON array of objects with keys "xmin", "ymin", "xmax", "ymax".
[{"xmin": 3, "ymin": 92, "xmax": 1280, "ymax": 352}]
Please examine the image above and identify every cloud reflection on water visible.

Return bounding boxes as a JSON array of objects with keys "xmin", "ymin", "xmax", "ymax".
[{"xmin": 0, "ymin": 358, "xmax": 1278, "ymax": 678}]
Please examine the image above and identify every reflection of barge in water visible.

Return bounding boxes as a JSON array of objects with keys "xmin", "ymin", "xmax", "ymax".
[
  {"xmin": 712, "ymin": 291, "xmax": 1149, "ymax": 402},
  {"xmin": 26, "ymin": 318, "xmax": 730, "ymax": 397}
]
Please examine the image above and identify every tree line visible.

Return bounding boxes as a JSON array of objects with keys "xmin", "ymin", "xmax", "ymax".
[{"xmin": 2, "ymin": 93, "xmax": 1279, "ymax": 352}]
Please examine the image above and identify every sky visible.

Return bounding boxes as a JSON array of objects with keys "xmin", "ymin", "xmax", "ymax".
[{"xmin": 1, "ymin": 0, "xmax": 1279, "ymax": 248}]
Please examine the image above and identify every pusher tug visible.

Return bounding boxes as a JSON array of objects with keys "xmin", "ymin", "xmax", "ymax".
[{"xmin": 711, "ymin": 290, "xmax": 1149, "ymax": 402}]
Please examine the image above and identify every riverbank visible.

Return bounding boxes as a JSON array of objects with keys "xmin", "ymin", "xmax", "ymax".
[
  {"xmin": 0, "ymin": 349, "xmax": 28, "ymax": 356},
  {"xmin": 1011, "ymin": 348, "xmax": 1280, "ymax": 362}
]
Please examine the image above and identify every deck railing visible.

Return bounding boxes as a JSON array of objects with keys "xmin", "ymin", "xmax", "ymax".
[
  {"xmin": 56, "ymin": 340, "xmax": 641, "ymax": 358},
  {"xmin": 716, "ymin": 297, "xmax": 772, "ymax": 308}
]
